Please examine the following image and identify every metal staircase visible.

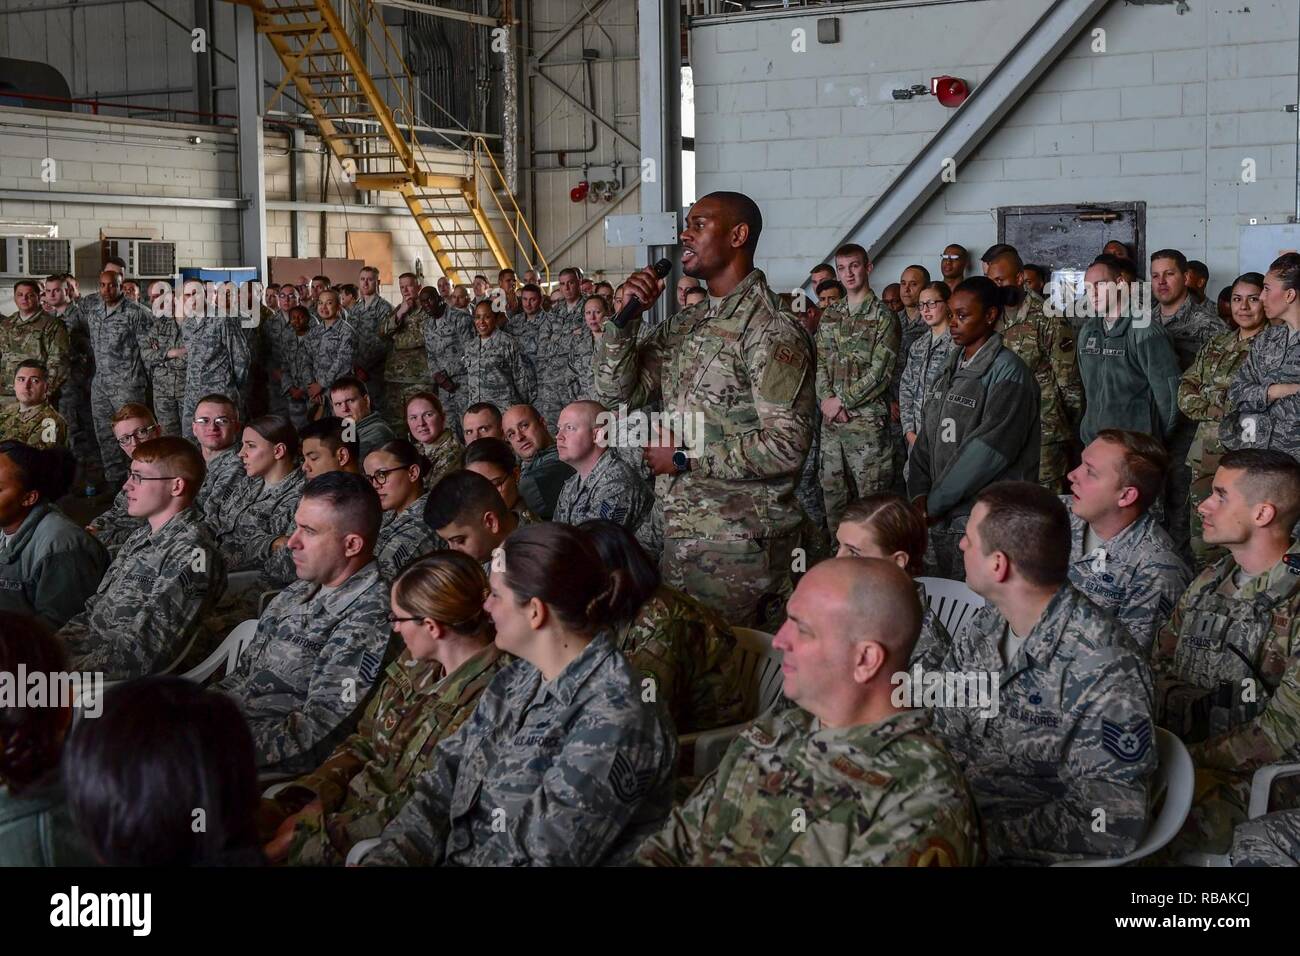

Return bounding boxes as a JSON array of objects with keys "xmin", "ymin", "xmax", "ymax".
[{"xmin": 226, "ymin": 0, "xmax": 547, "ymax": 285}]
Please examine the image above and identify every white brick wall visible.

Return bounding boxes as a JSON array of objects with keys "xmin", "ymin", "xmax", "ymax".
[{"xmin": 692, "ymin": 0, "xmax": 1300, "ymax": 293}]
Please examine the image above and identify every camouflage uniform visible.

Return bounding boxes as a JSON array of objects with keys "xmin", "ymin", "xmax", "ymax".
[
  {"xmin": 518, "ymin": 443, "xmax": 573, "ymax": 521},
  {"xmin": 551, "ymin": 298, "xmax": 585, "ymax": 327},
  {"xmin": 930, "ymin": 584, "xmax": 1157, "ymax": 864},
  {"xmin": 912, "ymin": 580, "xmax": 953, "ymax": 674},
  {"xmin": 553, "ymin": 450, "xmax": 654, "ymax": 534},
  {"xmin": 211, "ymin": 469, "xmax": 306, "ymax": 573},
  {"xmin": 614, "ymin": 584, "xmax": 747, "ymax": 739},
  {"xmin": 422, "ymin": 308, "xmax": 474, "ymax": 429},
  {"xmin": 179, "ymin": 312, "xmax": 251, "ymax": 440},
  {"xmin": 899, "ymin": 327, "xmax": 958, "ymax": 448},
  {"xmin": 1231, "ymin": 809, "xmax": 1300, "ymax": 866},
  {"xmin": 1153, "ymin": 541, "xmax": 1300, "ymax": 857},
  {"xmin": 1063, "ymin": 497, "xmax": 1191, "ymax": 653},
  {"xmin": 637, "ymin": 707, "xmax": 979, "ymax": 866},
  {"xmin": 195, "ymin": 445, "xmax": 251, "ymax": 528},
  {"xmin": 217, "ymin": 560, "xmax": 393, "ymax": 774},
  {"xmin": 462, "ymin": 330, "xmax": 534, "ymax": 411},
  {"xmin": 1220, "ymin": 324, "xmax": 1300, "ymax": 464},
  {"xmin": 85, "ymin": 488, "xmax": 145, "ymax": 557},
  {"xmin": 415, "ymin": 430, "xmax": 463, "ymax": 491},
  {"xmin": 284, "ymin": 644, "xmax": 509, "ymax": 866},
  {"xmin": 350, "ymin": 294, "xmax": 394, "ymax": 412},
  {"xmin": 0, "ymin": 402, "xmax": 67, "ymax": 448},
  {"xmin": 0, "ymin": 309, "xmax": 70, "ymax": 401},
  {"xmin": 595, "ymin": 269, "xmax": 816, "ymax": 631},
  {"xmin": 506, "ymin": 310, "xmax": 568, "ymax": 427},
  {"xmin": 1180, "ymin": 328, "xmax": 1258, "ymax": 568},
  {"xmin": 376, "ymin": 494, "xmax": 439, "ymax": 580},
  {"xmin": 379, "ymin": 306, "xmax": 432, "ymax": 429},
  {"xmin": 309, "ymin": 318, "xmax": 359, "ymax": 392},
  {"xmin": 260, "ymin": 311, "xmax": 299, "ymax": 417},
  {"xmin": 71, "ymin": 295, "xmax": 152, "ymax": 484},
  {"xmin": 52, "ymin": 303, "xmax": 100, "ymax": 487},
  {"xmin": 570, "ymin": 327, "xmax": 600, "ymax": 404},
  {"xmin": 815, "ymin": 291, "xmax": 901, "ymax": 528},
  {"xmin": 140, "ymin": 313, "xmax": 186, "ymax": 435},
  {"xmin": 364, "ymin": 631, "xmax": 676, "ymax": 866},
  {"xmin": 907, "ymin": 335, "xmax": 1041, "ymax": 580},
  {"xmin": 59, "ymin": 508, "xmax": 226, "ymax": 680},
  {"xmin": 280, "ymin": 327, "xmax": 317, "ymax": 429},
  {"xmin": 998, "ymin": 291, "xmax": 1083, "ymax": 490}
]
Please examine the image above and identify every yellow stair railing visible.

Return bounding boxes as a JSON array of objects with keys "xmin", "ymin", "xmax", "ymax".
[{"xmin": 225, "ymin": 0, "xmax": 549, "ymax": 286}]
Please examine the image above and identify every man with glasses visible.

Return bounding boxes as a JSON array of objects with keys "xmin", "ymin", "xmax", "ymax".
[
  {"xmin": 464, "ymin": 435, "xmax": 539, "ymax": 524},
  {"xmin": 85, "ymin": 404, "xmax": 161, "ymax": 556},
  {"xmin": 191, "ymin": 394, "xmax": 249, "ymax": 525},
  {"xmin": 178, "ymin": 279, "xmax": 251, "ymax": 442},
  {"xmin": 59, "ymin": 436, "xmax": 226, "ymax": 680},
  {"xmin": 939, "ymin": 244, "xmax": 969, "ymax": 293},
  {"xmin": 262, "ymin": 285, "xmax": 302, "ymax": 418}
]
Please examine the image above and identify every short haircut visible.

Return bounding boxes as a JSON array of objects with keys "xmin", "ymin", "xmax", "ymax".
[
  {"xmin": 15, "ymin": 359, "xmax": 47, "ymax": 376},
  {"xmin": 1187, "ymin": 260, "xmax": 1209, "ymax": 281},
  {"xmin": 944, "ymin": 243, "xmax": 969, "ymax": 257},
  {"xmin": 839, "ymin": 494, "xmax": 928, "ymax": 577},
  {"xmin": 111, "ymin": 402, "xmax": 156, "ymax": 426},
  {"xmin": 13, "ymin": 278, "xmax": 39, "ymax": 296},
  {"xmin": 359, "ymin": 266, "xmax": 379, "ymax": 279},
  {"xmin": 835, "ymin": 242, "xmax": 869, "ymax": 264},
  {"xmin": 425, "ymin": 469, "xmax": 507, "ymax": 532},
  {"xmin": 1089, "ymin": 255, "xmax": 1121, "ymax": 280},
  {"xmin": 520, "ymin": 283, "xmax": 542, "ymax": 297},
  {"xmin": 1023, "ymin": 263, "xmax": 1048, "ymax": 280},
  {"xmin": 299, "ymin": 416, "xmax": 358, "ymax": 462},
  {"xmin": 313, "ymin": 274, "xmax": 331, "ymax": 285},
  {"xmin": 132, "ymin": 436, "xmax": 206, "ymax": 494},
  {"xmin": 498, "ymin": 268, "xmax": 516, "ymax": 279},
  {"xmin": 301, "ymin": 470, "xmax": 382, "ymax": 543},
  {"xmin": 973, "ymin": 481, "xmax": 1071, "ymax": 588},
  {"xmin": 463, "ymin": 436, "xmax": 518, "ymax": 473},
  {"xmin": 328, "ymin": 375, "xmax": 368, "ymax": 399},
  {"xmin": 195, "ymin": 393, "xmax": 239, "ymax": 416},
  {"xmin": 980, "ymin": 243, "xmax": 1016, "ymax": 264},
  {"xmin": 559, "ymin": 267, "xmax": 582, "ymax": 282},
  {"xmin": 810, "ymin": 263, "xmax": 835, "ymax": 279},
  {"xmin": 815, "ymin": 278, "xmax": 847, "ymax": 298},
  {"xmin": 684, "ymin": 287, "xmax": 708, "ymax": 303},
  {"xmin": 902, "ymin": 264, "xmax": 932, "ymax": 284},
  {"xmin": 337, "ymin": 283, "xmax": 358, "ymax": 298},
  {"xmin": 1220, "ymin": 449, "xmax": 1300, "ymax": 526},
  {"xmin": 702, "ymin": 190, "xmax": 763, "ymax": 250},
  {"xmin": 63, "ymin": 676, "xmax": 260, "ymax": 866},
  {"xmin": 987, "ymin": 246, "xmax": 1024, "ymax": 271},
  {"xmin": 398, "ymin": 271, "xmax": 418, "ymax": 283},
  {"xmin": 1095, "ymin": 429, "xmax": 1168, "ymax": 510},
  {"xmin": 1150, "ymin": 248, "xmax": 1189, "ymax": 272},
  {"xmin": 464, "ymin": 402, "xmax": 502, "ymax": 424},
  {"xmin": 105, "ymin": 255, "xmax": 126, "ymax": 269},
  {"xmin": 246, "ymin": 414, "xmax": 300, "ymax": 458}
]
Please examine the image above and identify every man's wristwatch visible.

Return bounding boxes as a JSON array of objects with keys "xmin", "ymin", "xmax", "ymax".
[{"xmin": 672, "ymin": 449, "xmax": 690, "ymax": 474}]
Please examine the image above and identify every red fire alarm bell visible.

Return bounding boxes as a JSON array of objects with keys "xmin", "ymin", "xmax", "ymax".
[
  {"xmin": 931, "ymin": 76, "xmax": 969, "ymax": 108},
  {"xmin": 570, "ymin": 180, "xmax": 590, "ymax": 203}
]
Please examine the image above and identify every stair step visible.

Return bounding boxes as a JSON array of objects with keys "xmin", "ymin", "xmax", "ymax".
[
  {"xmin": 310, "ymin": 91, "xmax": 363, "ymax": 99},
  {"xmin": 300, "ymin": 71, "xmax": 353, "ymax": 79},
  {"xmin": 267, "ymin": 3, "xmax": 320, "ymax": 13},
  {"xmin": 329, "ymin": 112, "xmax": 378, "ymax": 119},
  {"xmin": 324, "ymin": 131, "xmax": 391, "ymax": 141},
  {"xmin": 338, "ymin": 152, "xmax": 403, "ymax": 160},
  {"xmin": 262, "ymin": 21, "xmax": 327, "ymax": 34}
]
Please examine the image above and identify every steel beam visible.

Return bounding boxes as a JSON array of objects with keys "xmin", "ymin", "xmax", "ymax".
[
  {"xmin": 235, "ymin": 3, "xmax": 268, "ymax": 279},
  {"xmin": 0, "ymin": 189, "xmax": 245, "ymax": 209},
  {"xmin": 803, "ymin": 0, "xmax": 1112, "ymax": 295},
  {"xmin": 371, "ymin": 0, "xmax": 500, "ymax": 28},
  {"xmin": 531, "ymin": 69, "xmax": 639, "ymax": 152},
  {"xmin": 544, "ymin": 178, "xmax": 641, "ymax": 265},
  {"xmin": 532, "ymin": 0, "xmax": 613, "ymax": 64},
  {"xmin": 637, "ymin": 0, "xmax": 682, "ymax": 325}
]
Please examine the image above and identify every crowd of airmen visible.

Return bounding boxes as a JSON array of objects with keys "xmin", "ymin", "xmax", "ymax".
[{"xmin": 2, "ymin": 187, "xmax": 1300, "ymax": 868}]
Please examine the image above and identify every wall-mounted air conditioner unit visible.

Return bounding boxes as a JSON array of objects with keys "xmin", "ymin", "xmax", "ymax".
[
  {"xmin": 105, "ymin": 238, "xmax": 177, "ymax": 279},
  {"xmin": 1, "ymin": 237, "xmax": 73, "ymax": 276}
]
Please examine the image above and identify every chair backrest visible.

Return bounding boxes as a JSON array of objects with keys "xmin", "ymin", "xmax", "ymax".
[
  {"xmin": 916, "ymin": 576, "xmax": 985, "ymax": 635},
  {"xmin": 731, "ymin": 627, "xmax": 783, "ymax": 716},
  {"xmin": 181, "ymin": 619, "xmax": 259, "ymax": 685}
]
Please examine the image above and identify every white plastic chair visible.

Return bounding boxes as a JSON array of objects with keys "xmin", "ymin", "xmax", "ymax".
[
  {"xmin": 1180, "ymin": 760, "xmax": 1300, "ymax": 866},
  {"xmin": 72, "ymin": 630, "xmax": 204, "ymax": 716},
  {"xmin": 347, "ymin": 838, "xmax": 381, "ymax": 866},
  {"xmin": 181, "ymin": 618, "xmax": 259, "ymax": 685},
  {"xmin": 1055, "ymin": 728, "xmax": 1193, "ymax": 867},
  {"xmin": 916, "ymin": 576, "xmax": 985, "ymax": 634},
  {"xmin": 678, "ymin": 627, "xmax": 782, "ymax": 779}
]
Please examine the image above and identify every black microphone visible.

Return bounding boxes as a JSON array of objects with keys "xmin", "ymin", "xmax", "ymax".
[{"xmin": 611, "ymin": 258, "xmax": 674, "ymax": 329}]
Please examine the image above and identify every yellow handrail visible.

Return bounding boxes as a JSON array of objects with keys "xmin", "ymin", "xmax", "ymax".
[{"xmin": 472, "ymin": 137, "xmax": 550, "ymax": 285}]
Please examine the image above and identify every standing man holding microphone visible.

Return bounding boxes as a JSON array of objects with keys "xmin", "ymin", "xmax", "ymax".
[{"xmin": 597, "ymin": 191, "xmax": 816, "ymax": 631}]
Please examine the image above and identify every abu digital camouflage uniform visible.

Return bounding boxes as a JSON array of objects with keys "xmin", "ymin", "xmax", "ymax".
[
  {"xmin": 929, "ymin": 584, "xmax": 1156, "ymax": 865},
  {"xmin": 70, "ymin": 295, "xmax": 153, "ymax": 484},
  {"xmin": 211, "ymin": 469, "xmax": 306, "ymax": 573},
  {"xmin": 906, "ymin": 335, "xmax": 1041, "ymax": 580},
  {"xmin": 570, "ymin": 326, "xmax": 600, "ymax": 404},
  {"xmin": 1153, "ymin": 541, "xmax": 1300, "ymax": 857},
  {"xmin": 1159, "ymin": 295, "xmax": 1225, "ymax": 373},
  {"xmin": 415, "ymin": 430, "xmax": 463, "ymax": 491},
  {"xmin": 461, "ymin": 330, "xmax": 534, "ymax": 411},
  {"xmin": 376, "ymin": 494, "xmax": 440, "ymax": 580},
  {"xmin": 997, "ymin": 290, "xmax": 1083, "ymax": 490},
  {"xmin": 1064, "ymin": 497, "xmax": 1191, "ymax": 652},
  {"xmin": 637, "ymin": 707, "xmax": 978, "ymax": 867},
  {"xmin": 1220, "ymin": 324, "xmax": 1300, "ymax": 464},
  {"xmin": 422, "ymin": 307, "xmax": 473, "ymax": 428},
  {"xmin": 0, "ymin": 309, "xmax": 70, "ymax": 400},
  {"xmin": 260, "ymin": 311, "xmax": 299, "ymax": 418},
  {"xmin": 280, "ymin": 326, "xmax": 317, "ymax": 429},
  {"xmin": 613, "ymin": 584, "xmax": 747, "ymax": 738},
  {"xmin": 195, "ymin": 445, "xmax": 251, "ymax": 528},
  {"xmin": 59, "ymin": 507, "xmax": 226, "ymax": 680},
  {"xmin": 364, "ymin": 631, "xmax": 677, "ymax": 866},
  {"xmin": 217, "ymin": 560, "xmax": 394, "ymax": 775},
  {"xmin": 309, "ymin": 317, "xmax": 359, "ymax": 392},
  {"xmin": 180, "ymin": 312, "xmax": 251, "ymax": 439},
  {"xmin": 1180, "ymin": 328, "xmax": 1259, "ymax": 568},
  {"xmin": 0, "ymin": 402, "xmax": 67, "ymax": 449},
  {"xmin": 552, "ymin": 450, "xmax": 654, "ymax": 534},
  {"xmin": 595, "ymin": 269, "xmax": 816, "ymax": 631},
  {"xmin": 815, "ymin": 291, "xmax": 900, "ymax": 527},
  {"xmin": 1231, "ymin": 809, "xmax": 1300, "ymax": 866},
  {"xmin": 350, "ymin": 294, "xmax": 394, "ymax": 411},
  {"xmin": 912, "ymin": 580, "xmax": 953, "ymax": 674},
  {"xmin": 85, "ymin": 488, "xmax": 145, "ymax": 557},
  {"xmin": 505, "ymin": 310, "xmax": 567, "ymax": 427},
  {"xmin": 285, "ymin": 644, "xmax": 509, "ymax": 866},
  {"xmin": 379, "ymin": 305, "xmax": 433, "ymax": 428},
  {"xmin": 140, "ymin": 312, "xmax": 186, "ymax": 435},
  {"xmin": 899, "ymin": 327, "xmax": 958, "ymax": 446},
  {"xmin": 53, "ymin": 303, "xmax": 100, "ymax": 487}
]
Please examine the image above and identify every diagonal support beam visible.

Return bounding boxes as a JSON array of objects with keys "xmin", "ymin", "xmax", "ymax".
[
  {"xmin": 531, "ymin": 68, "xmax": 639, "ymax": 152},
  {"xmin": 804, "ymin": 0, "xmax": 1112, "ymax": 295},
  {"xmin": 533, "ymin": 0, "xmax": 613, "ymax": 64},
  {"xmin": 545, "ymin": 178, "xmax": 641, "ymax": 265}
]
